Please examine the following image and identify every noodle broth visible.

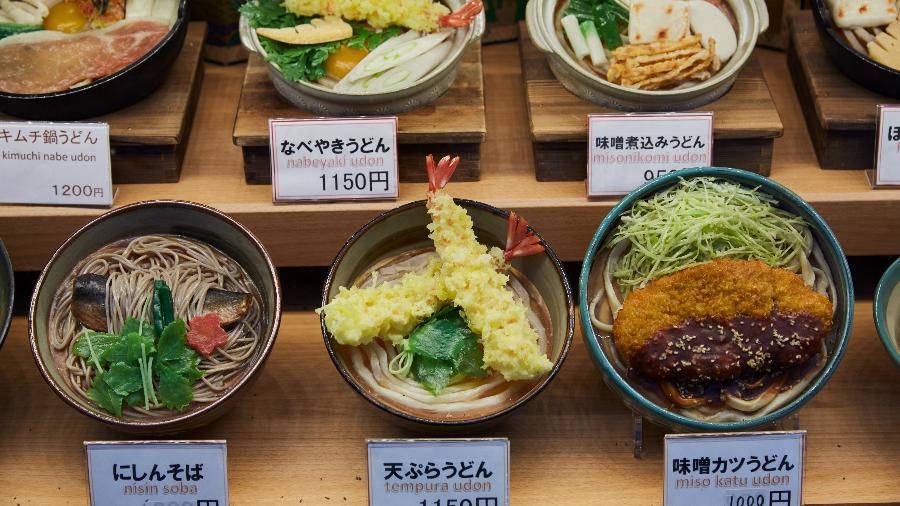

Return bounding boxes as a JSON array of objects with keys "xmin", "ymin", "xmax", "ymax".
[
  {"xmin": 333, "ymin": 248, "xmax": 555, "ymax": 422},
  {"xmin": 47, "ymin": 234, "xmax": 267, "ymax": 421}
]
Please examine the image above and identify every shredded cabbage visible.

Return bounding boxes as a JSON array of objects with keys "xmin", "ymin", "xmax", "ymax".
[{"xmin": 608, "ymin": 177, "xmax": 810, "ymax": 293}]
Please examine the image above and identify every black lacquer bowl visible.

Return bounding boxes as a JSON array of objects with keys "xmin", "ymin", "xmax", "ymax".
[
  {"xmin": 0, "ymin": 0, "xmax": 188, "ymax": 120},
  {"xmin": 0, "ymin": 238, "xmax": 12, "ymax": 352},
  {"xmin": 811, "ymin": 0, "xmax": 900, "ymax": 98}
]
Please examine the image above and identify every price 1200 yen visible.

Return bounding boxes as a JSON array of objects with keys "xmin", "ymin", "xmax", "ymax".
[{"xmin": 51, "ymin": 184, "xmax": 104, "ymax": 198}]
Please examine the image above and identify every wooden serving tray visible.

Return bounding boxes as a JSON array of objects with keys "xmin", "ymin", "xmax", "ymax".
[
  {"xmin": 233, "ymin": 45, "xmax": 487, "ymax": 185},
  {"xmin": 787, "ymin": 12, "xmax": 894, "ymax": 170},
  {"xmin": 0, "ymin": 22, "xmax": 207, "ymax": 184},
  {"xmin": 519, "ymin": 23, "xmax": 783, "ymax": 181}
]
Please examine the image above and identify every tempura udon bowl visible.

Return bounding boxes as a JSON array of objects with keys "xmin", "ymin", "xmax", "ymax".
[
  {"xmin": 525, "ymin": 0, "xmax": 768, "ymax": 111},
  {"xmin": 322, "ymin": 199, "xmax": 574, "ymax": 428},
  {"xmin": 579, "ymin": 167, "xmax": 853, "ymax": 432},
  {"xmin": 874, "ymin": 257, "xmax": 900, "ymax": 368},
  {"xmin": 30, "ymin": 201, "xmax": 281, "ymax": 434}
]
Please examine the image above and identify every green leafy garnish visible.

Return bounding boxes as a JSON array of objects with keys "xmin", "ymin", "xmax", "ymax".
[
  {"xmin": 399, "ymin": 307, "xmax": 488, "ymax": 395},
  {"xmin": 151, "ymin": 280, "xmax": 175, "ymax": 337},
  {"xmin": 78, "ymin": 282, "xmax": 204, "ymax": 417},
  {"xmin": 241, "ymin": 0, "xmax": 401, "ymax": 83},
  {"xmin": 564, "ymin": 0, "xmax": 628, "ymax": 49}
]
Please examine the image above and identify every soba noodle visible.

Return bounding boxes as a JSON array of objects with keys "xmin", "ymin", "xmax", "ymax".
[
  {"xmin": 338, "ymin": 249, "xmax": 551, "ymax": 419},
  {"xmin": 588, "ymin": 218, "xmax": 837, "ymax": 423},
  {"xmin": 49, "ymin": 235, "xmax": 264, "ymax": 417}
]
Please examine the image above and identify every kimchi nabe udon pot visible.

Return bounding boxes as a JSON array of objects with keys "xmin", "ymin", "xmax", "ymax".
[
  {"xmin": 579, "ymin": 167, "xmax": 854, "ymax": 432},
  {"xmin": 29, "ymin": 200, "xmax": 281, "ymax": 434},
  {"xmin": 321, "ymin": 199, "xmax": 574, "ymax": 429}
]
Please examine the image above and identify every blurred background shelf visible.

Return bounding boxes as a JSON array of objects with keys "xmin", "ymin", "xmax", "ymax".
[
  {"xmin": 0, "ymin": 45, "xmax": 898, "ymax": 271},
  {"xmin": 0, "ymin": 301, "xmax": 896, "ymax": 504}
]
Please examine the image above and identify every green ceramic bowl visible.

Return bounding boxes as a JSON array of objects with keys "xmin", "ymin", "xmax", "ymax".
[
  {"xmin": 579, "ymin": 167, "xmax": 854, "ymax": 432},
  {"xmin": 0, "ymin": 238, "xmax": 12, "ymax": 351},
  {"xmin": 874, "ymin": 258, "xmax": 900, "ymax": 368}
]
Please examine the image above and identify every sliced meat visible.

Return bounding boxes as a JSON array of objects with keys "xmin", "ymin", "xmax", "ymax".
[{"xmin": 0, "ymin": 19, "xmax": 169, "ymax": 94}]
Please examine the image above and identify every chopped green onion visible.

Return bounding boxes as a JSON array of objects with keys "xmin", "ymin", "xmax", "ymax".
[
  {"xmin": 580, "ymin": 20, "xmax": 607, "ymax": 67},
  {"xmin": 562, "ymin": 15, "xmax": 590, "ymax": 60}
]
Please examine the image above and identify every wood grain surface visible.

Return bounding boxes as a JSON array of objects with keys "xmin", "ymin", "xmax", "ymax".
[
  {"xmin": 519, "ymin": 23, "xmax": 784, "ymax": 179},
  {"xmin": 787, "ymin": 13, "xmax": 894, "ymax": 170},
  {"xmin": 0, "ymin": 302, "xmax": 897, "ymax": 505},
  {"xmin": 0, "ymin": 44, "xmax": 899, "ymax": 270}
]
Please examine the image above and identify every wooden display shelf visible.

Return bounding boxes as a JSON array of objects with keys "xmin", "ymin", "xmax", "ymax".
[
  {"xmin": 0, "ymin": 23, "xmax": 207, "ymax": 184},
  {"xmin": 519, "ymin": 24, "xmax": 784, "ymax": 181},
  {"xmin": 0, "ymin": 45, "xmax": 900, "ymax": 272},
  {"xmin": 0, "ymin": 302, "xmax": 897, "ymax": 504},
  {"xmin": 233, "ymin": 46, "xmax": 487, "ymax": 184},
  {"xmin": 787, "ymin": 12, "xmax": 897, "ymax": 171}
]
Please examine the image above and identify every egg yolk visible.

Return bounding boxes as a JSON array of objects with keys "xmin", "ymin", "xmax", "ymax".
[
  {"xmin": 325, "ymin": 46, "xmax": 369, "ymax": 80},
  {"xmin": 43, "ymin": 2, "xmax": 87, "ymax": 33}
]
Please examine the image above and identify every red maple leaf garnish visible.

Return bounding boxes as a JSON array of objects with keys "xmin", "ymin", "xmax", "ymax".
[{"xmin": 187, "ymin": 313, "xmax": 229, "ymax": 358}]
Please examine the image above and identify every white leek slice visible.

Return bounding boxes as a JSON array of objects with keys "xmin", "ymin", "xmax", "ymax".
[
  {"xmin": 366, "ymin": 40, "xmax": 453, "ymax": 93},
  {"xmin": 335, "ymin": 29, "xmax": 420, "ymax": 90},
  {"xmin": 581, "ymin": 20, "xmax": 607, "ymax": 66},
  {"xmin": 341, "ymin": 30, "xmax": 451, "ymax": 82},
  {"xmin": 561, "ymin": 14, "xmax": 589, "ymax": 60}
]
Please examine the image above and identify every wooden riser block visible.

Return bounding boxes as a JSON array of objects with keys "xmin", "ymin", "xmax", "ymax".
[
  {"xmin": 241, "ymin": 143, "xmax": 481, "ymax": 185},
  {"xmin": 0, "ymin": 23, "xmax": 209, "ymax": 185},
  {"xmin": 233, "ymin": 45, "xmax": 487, "ymax": 185},
  {"xmin": 519, "ymin": 22, "xmax": 783, "ymax": 182},
  {"xmin": 787, "ymin": 12, "xmax": 887, "ymax": 170}
]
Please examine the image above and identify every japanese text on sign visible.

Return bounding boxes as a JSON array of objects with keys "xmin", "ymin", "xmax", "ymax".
[
  {"xmin": 0, "ymin": 122, "xmax": 112, "ymax": 206},
  {"xmin": 587, "ymin": 113, "xmax": 713, "ymax": 196},
  {"xmin": 85, "ymin": 441, "xmax": 228, "ymax": 506},
  {"xmin": 368, "ymin": 439, "xmax": 509, "ymax": 506},
  {"xmin": 875, "ymin": 105, "xmax": 900, "ymax": 186},
  {"xmin": 270, "ymin": 117, "xmax": 399, "ymax": 202},
  {"xmin": 664, "ymin": 432, "xmax": 805, "ymax": 506}
]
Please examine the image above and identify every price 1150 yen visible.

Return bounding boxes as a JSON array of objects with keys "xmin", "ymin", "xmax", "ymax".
[{"xmin": 320, "ymin": 170, "xmax": 390, "ymax": 193}]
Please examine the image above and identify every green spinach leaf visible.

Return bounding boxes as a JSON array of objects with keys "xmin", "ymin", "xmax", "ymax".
[{"xmin": 87, "ymin": 374, "xmax": 123, "ymax": 417}]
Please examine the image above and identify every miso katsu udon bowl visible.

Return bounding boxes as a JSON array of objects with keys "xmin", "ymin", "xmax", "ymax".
[
  {"xmin": 525, "ymin": 0, "xmax": 769, "ymax": 111},
  {"xmin": 30, "ymin": 200, "xmax": 281, "ymax": 434},
  {"xmin": 580, "ymin": 168, "xmax": 853, "ymax": 432},
  {"xmin": 321, "ymin": 196, "xmax": 574, "ymax": 428}
]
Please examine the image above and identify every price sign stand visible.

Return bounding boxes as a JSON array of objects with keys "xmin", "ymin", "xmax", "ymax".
[
  {"xmin": 630, "ymin": 413, "xmax": 801, "ymax": 460},
  {"xmin": 866, "ymin": 104, "xmax": 900, "ymax": 189}
]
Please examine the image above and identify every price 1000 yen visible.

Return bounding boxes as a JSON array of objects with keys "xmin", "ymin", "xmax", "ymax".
[{"xmin": 320, "ymin": 170, "xmax": 390, "ymax": 193}]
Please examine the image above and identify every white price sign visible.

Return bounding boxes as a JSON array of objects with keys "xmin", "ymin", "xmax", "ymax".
[
  {"xmin": 664, "ymin": 432, "xmax": 805, "ymax": 506},
  {"xmin": 874, "ymin": 104, "xmax": 900, "ymax": 186},
  {"xmin": 0, "ymin": 121, "xmax": 112, "ymax": 207},
  {"xmin": 269, "ymin": 117, "xmax": 399, "ymax": 202},
  {"xmin": 368, "ymin": 439, "xmax": 509, "ymax": 506},
  {"xmin": 587, "ymin": 112, "xmax": 714, "ymax": 196},
  {"xmin": 85, "ymin": 441, "xmax": 228, "ymax": 506}
]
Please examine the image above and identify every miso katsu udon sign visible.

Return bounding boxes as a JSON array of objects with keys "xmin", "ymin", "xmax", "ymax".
[
  {"xmin": 587, "ymin": 112, "xmax": 714, "ymax": 196},
  {"xmin": 85, "ymin": 441, "xmax": 228, "ymax": 506},
  {"xmin": 0, "ymin": 121, "xmax": 112, "ymax": 207},
  {"xmin": 269, "ymin": 117, "xmax": 399, "ymax": 202},
  {"xmin": 367, "ymin": 439, "xmax": 509, "ymax": 506},
  {"xmin": 663, "ymin": 432, "xmax": 805, "ymax": 506}
]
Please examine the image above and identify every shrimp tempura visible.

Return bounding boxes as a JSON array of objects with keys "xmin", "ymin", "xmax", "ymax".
[
  {"xmin": 318, "ymin": 259, "xmax": 447, "ymax": 346},
  {"xmin": 426, "ymin": 155, "xmax": 553, "ymax": 381},
  {"xmin": 282, "ymin": 0, "xmax": 482, "ymax": 32}
]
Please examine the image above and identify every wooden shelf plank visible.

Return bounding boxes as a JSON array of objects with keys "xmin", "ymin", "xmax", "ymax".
[
  {"xmin": 0, "ymin": 302, "xmax": 897, "ymax": 504},
  {"xmin": 0, "ymin": 44, "xmax": 899, "ymax": 270}
]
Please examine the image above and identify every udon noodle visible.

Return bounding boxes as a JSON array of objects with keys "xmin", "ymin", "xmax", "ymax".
[
  {"xmin": 338, "ymin": 249, "xmax": 551, "ymax": 420},
  {"xmin": 49, "ymin": 235, "xmax": 264, "ymax": 417},
  {"xmin": 588, "ymin": 225, "xmax": 838, "ymax": 423}
]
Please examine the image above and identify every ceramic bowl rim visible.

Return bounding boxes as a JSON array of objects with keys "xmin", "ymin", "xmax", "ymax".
[
  {"xmin": 320, "ymin": 198, "xmax": 575, "ymax": 426},
  {"xmin": 810, "ymin": 0, "xmax": 900, "ymax": 81},
  {"xmin": 873, "ymin": 257, "xmax": 900, "ymax": 368},
  {"xmin": 28, "ymin": 199, "xmax": 282, "ymax": 431},
  {"xmin": 578, "ymin": 167, "xmax": 854, "ymax": 431},
  {"xmin": 0, "ymin": 238, "xmax": 12, "ymax": 352},
  {"xmin": 532, "ymin": 0, "xmax": 760, "ymax": 97},
  {"xmin": 0, "ymin": 0, "xmax": 188, "ymax": 101}
]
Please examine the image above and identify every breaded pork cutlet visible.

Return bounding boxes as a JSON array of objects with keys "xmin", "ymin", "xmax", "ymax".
[{"xmin": 613, "ymin": 259, "xmax": 833, "ymax": 382}]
